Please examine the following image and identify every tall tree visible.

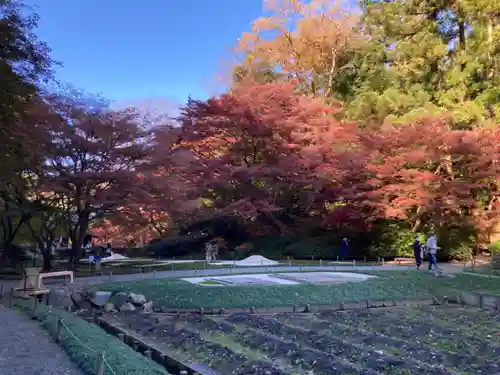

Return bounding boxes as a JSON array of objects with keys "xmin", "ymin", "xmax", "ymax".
[
  {"xmin": 40, "ymin": 96, "xmax": 148, "ymax": 264},
  {"xmin": 347, "ymin": 0, "xmax": 500, "ymax": 127},
  {"xmin": 235, "ymin": 0, "xmax": 359, "ymax": 99},
  {"xmin": 175, "ymin": 80, "xmax": 352, "ymax": 232},
  {"xmin": 0, "ymin": 0, "xmax": 54, "ymax": 175}
]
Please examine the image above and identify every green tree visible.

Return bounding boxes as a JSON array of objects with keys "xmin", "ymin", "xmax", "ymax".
[{"xmin": 345, "ymin": 0, "xmax": 500, "ymax": 128}]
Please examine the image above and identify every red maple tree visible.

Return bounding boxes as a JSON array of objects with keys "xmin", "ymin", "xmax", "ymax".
[
  {"xmin": 172, "ymin": 80, "xmax": 347, "ymax": 232},
  {"xmin": 40, "ymin": 96, "xmax": 149, "ymax": 264}
]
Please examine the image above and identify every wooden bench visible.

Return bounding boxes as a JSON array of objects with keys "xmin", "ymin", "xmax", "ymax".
[
  {"xmin": 37, "ymin": 270, "xmax": 74, "ymax": 288},
  {"xmin": 13, "ymin": 267, "xmax": 47, "ymax": 298}
]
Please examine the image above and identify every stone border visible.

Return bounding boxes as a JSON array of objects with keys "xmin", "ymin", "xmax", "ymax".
[
  {"xmin": 152, "ymin": 298, "xmax": 436, "ymax": 315},
  {"xmin": 444, "ymin": 291, "xmax": 500, "ymax": 310}
]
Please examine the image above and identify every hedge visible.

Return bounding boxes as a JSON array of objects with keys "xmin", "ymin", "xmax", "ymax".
[
  {"xmin": 96, "ymin": 271, "xmax": 500, "ymax": 310},
  {"xmin": 13, "ymin": 298, "xmax": 170, "ymax": 375}
]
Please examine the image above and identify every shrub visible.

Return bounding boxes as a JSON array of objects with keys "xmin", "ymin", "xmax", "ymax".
[
  {"xmin": 488, "ymin": 241, "xmax": 500, "ymax": 255},
  {"xmin": 367, "ymin": 221, "xmax": 419, "ymax": 258},
  {"xmin": 284, "ymin": 236, "xmax": 337, "ymax": 259},
  {"xmin": 436, "ymin": 225, "xmax": 476, "ymax": 261}
]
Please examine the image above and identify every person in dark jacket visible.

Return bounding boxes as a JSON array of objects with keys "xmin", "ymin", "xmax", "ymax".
[
  {"xmin": 413, "ymin": 235, "xmax": 422, "ymax": 270},
  {"xmin": 341, "ymin": 238, "xmax": 349, "ymax": 260}
]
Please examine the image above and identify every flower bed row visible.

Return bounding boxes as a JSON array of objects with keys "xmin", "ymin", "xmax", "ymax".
[{"xmin": 13, "ymin": 298, "xmax": 170, "ymax": 375}]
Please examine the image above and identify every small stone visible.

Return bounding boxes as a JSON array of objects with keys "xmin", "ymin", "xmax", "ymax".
[
  {"xmin": 103, "ymin": 302, "xmax": 115, "ymax": 312},
  {"xmin": 120, "ymin": 302, "xmax": 136, "ymax": 312},
  {"xmin": 128, "ymin": 293, "xmax": 147, "ymax": 305},
  {"xmin": 142, "ymin": 301, "xmax": 153, "ymax": 313}
]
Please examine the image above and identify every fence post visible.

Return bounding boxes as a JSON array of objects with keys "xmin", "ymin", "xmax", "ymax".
[
  {"xmin": 0, "ymin": 283, "xmax": 3, "ymax": 298},
  {"xmin": 8, "ymin": 287, "xmax": 13, "ymax": 307},
  {"xmin": 479, "ymin": 294, "xmax": 485, "ymax": 309},
  {"xmin": 56, "ymin": 318, "xmax": 62, "ymax": 343},
  {"xmin": 96, "ymin": 352, "xmax": 105, "ymax": 375},
  {"xmin": 31, "ymin": 298, "xmax": 38, "ymax": 318}
]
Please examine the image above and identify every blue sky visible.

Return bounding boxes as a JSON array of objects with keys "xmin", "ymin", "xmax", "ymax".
[{"xmin": 26, "ymin": 0, "xmax": 264, "ymax": 109}]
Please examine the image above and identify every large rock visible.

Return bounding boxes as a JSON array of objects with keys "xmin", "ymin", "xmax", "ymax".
[
  {"xmin": 113, "ymin": 292, "xmax": 129, "ymax": 307},
  {"xmin": 48, "ymin": 287, "xmax": 73, "ymax": 309},
  {"xmin": 128, "ymin": 293, "xmax": 147, "ymax": 305},
  {"xmin": 120, "ymin": 302, "xmax": 136, "ymax": 312},
  {"xmin": 90, "ymin": 291, "xmax": 113, "ymax": 307},
  {"xmin": 103, "ymin": 302, "xmax": 116, "ymax": 312}
]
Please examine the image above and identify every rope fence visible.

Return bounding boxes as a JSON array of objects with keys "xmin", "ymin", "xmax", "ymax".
[
  {"xmin": 3, "ymin": 291, "xmax": 116, "ymax": 375},
  {"xmin": 2, "ymin": 289, "xmax": 192, "ymax": 375}
]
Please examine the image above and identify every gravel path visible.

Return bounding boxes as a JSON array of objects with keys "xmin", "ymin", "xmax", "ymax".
[{"xmin": 0, "ymin": 304, "xmax": 84, "ymax": 375}]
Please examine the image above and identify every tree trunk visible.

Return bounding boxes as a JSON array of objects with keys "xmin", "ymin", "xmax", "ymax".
[{"xmin": 42, "ymin": 251, "xmax": 52, "ymax": 271}]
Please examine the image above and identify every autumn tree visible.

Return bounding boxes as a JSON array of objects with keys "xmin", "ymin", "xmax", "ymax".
[
  {"xmin": 40, "ymin": 95, "xmax": 148, "ymax": 264},
  {"xmin": 349, "ymin": 117, "xmax": 500, "ymax": 257},
  {"xmin": 0, "ymin": 0, "xmax": 54, "ymax": 177},
  {"xmin": 235, "ymin": 0, "xmax": 359, "ymax": 99},
  {"xmin": 173, "ymin": 80, "xmax": 355, "ymax": 233}
]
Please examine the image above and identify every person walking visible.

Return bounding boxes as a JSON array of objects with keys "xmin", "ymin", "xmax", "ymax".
[
  {"xmin": 413, "ymin": 235, "xmax": 422, "ymax": 270},
  {"xmin": 426, "ymin": 232, "xmax": 438, "ymax": 270},
  {"xmin": 341, "ymin": 237, "xmax": 349, "ymax": 260}
]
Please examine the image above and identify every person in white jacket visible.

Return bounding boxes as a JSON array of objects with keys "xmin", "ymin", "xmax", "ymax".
[{"xmin": 426, "ymin": 233, "xmax": 438, "ymax": 270}]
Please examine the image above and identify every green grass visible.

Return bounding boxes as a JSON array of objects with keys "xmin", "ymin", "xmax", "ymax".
[
  {"xmin": 12, "ymin": 298, "xmax": 170, "ymax": 375},
  {"xmin": 95, "ymin": 271, "xmax": 500, "ymax": 310}
]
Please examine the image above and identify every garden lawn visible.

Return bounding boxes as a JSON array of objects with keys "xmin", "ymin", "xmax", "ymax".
[
  {"xmin": 13, "ymin": 298, "xmax": 170, "ymax": 375},
  {"xmin": 95, "ymin": 271, "xmax": 500, "ymax": 310}
]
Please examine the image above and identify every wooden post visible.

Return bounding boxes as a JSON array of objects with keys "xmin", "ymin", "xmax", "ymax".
[
  {"xmin": 479, "ymin": 294, "xmax": 485, "ymax": 309},
  {"xmin": 382, "ymin": 258, "xmax": 385, "ymax": 266},
  {"xmin": 31, "ymin": 298, "xmax": 38, "ymax": 318},
  {"xmin": 96, "ymin": 352, "xmax": 105, "ymax": 375},
  {"xmin": 8, "ymin": 287, "xmax": 13, "ymax": 307},
  {"xmin": 56, "ymin": 318, "xmax": 62, "ymax": 343}
]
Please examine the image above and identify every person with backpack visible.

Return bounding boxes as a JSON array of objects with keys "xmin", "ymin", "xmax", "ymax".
[{"xmin": 413, "ymin": 235, "xmax": 422, "ymax": 270}]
